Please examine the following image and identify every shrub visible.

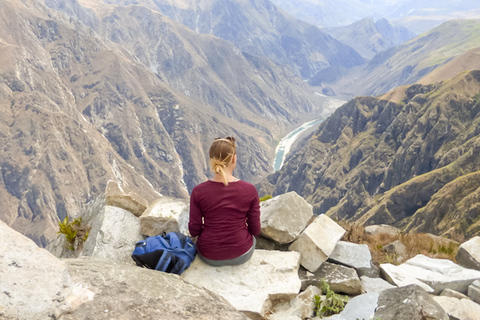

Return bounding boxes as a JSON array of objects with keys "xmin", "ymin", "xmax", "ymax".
[
  {"xmin": 313, "ymin": 280, "xmax": 348, "ymax": 318},
  {"xmin": 58, "ymin": 216, "xmax": 90, "ymax": 250},
  {"xmin": 259, "ymin": 194, "xmax": 273, "ymax": 202}
]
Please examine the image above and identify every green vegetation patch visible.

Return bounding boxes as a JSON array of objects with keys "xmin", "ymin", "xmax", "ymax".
[
  {"xmin": 313, "ymin": 280, "xmax": 348, "ymax": 318},
  {"xmin": 58, "ymin": 216, "xmax": 90, "ymax": 250}
]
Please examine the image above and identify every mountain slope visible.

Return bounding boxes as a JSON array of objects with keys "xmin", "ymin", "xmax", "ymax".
[{"xmin": 258, "ymin": 70, "xmax": 480, "ymax": 241}]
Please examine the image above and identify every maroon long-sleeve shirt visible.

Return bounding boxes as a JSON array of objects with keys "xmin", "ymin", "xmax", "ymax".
[{"xmin": 189, "ymin": 180, "xmax": 261, "ymax": 260}]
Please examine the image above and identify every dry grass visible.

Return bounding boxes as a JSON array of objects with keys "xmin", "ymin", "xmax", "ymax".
[{"xmin": 338, "ymin": 222, "xmax": 459, "ymax": 266}]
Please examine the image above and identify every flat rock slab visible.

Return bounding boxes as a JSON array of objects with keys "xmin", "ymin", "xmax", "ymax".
[
  {"xmin": 468, "ymin": 280, "xmax": 480, "ymax": 304},
  {"xmin": 433, "ymin": 296, "xmax": 480, "ymax": 320},
  {"xmin": 456, "ymin": 236, "xmax": 480, "ymax": 271},
  {"xmin": 289, "ymin": 214, "xmax": 345, "ymax": 272},
  {"xmin": 328, "ymin": 241, "xmax": 372, "ymax": 269},
  {"xmin": 0, "ymin": 220, "xmax": 72, "ymax": 319},
  {"xmin": 361, "ymin": 276, "xmax": 396, "ymax": 294},
  {"xmin": 315, "ymin": 262, "xmax": 364, "ymax": 296},
  {"xmin": 260, "ymin": 191, "xmax": 313, "ymax": 244},
  {"xmin": 323, "ymin": 292, "xmax": 379, "ymax": 320},
  {"xmin": 374, "ymin": 285, "xmax": 449, "ymax": 320},
  {"xmin": 181, "ymin": 249, "xmax": 301, "ymax": 318},
  {"xmin": 381, "ymin": 254, "xmax": 480, "ymax": 294},
  {"xmin": 63, "ymin": 258, "xmax": 247, "ymax": 320},
  {"xmin": 140, "ymin": 196, "xmax": 189, "ymax": 236}
]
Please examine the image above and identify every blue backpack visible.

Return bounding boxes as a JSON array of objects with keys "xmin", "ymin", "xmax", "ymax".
[{"xmin": 132, "ymin": 232, "xmax": 196, "ymax": 275}]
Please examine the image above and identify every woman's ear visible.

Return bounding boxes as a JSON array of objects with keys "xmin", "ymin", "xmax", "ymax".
[{"xmin": 232, "ymin": 153, "xmax": 237, "ymax": 164}]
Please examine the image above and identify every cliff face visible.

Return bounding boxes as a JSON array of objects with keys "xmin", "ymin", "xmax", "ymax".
[
  {"xmin": 0, "ymin": 0, "xmax": 327, "ymax": 246},
  {"xmin": 260, "ymin": 70, "xmax": 480, "ymax": 241}
]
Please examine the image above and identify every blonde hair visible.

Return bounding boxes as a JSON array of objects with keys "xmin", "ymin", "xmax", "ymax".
[{"xmin": 209, "ymin": 137, "xmax": 236, "ymax": 186}]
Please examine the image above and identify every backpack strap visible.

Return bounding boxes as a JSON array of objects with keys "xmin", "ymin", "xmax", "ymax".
[{"xmin": 155, "ymin": 250, "xmax": 172, "ymax": 272}]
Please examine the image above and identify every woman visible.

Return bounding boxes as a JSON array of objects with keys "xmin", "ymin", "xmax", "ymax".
[{"xmin": 188, "ymin": 137, "xmax": 261, "ymax": 266}]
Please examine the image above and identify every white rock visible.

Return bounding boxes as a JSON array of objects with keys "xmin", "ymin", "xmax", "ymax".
[
  {"xmin": 380, "ymin": 254, "xmax": 480, "ymax": 294},
  {"xmin": 329, "ymin": 241, "xmax": 372, "ymax": 269},
  {"xmin": 260, "ymin": 191, "xmax": 313, "ymax": 244},
  {"xmin": 440, "ymin": 288, "xmax": 470, "ymax": 300},
  {"xmin": 269, "ymin": 285, "xmax": 321, "ymax": 320},
  {"xmin": 361, "ymin": 276, "xmax": 396, "ymax": 294},
  {"xmin": 468, "ymin": 280, "xmax": 480, "ymax": 304},
  {"xmin": 140, "ymin": 196, "xmax": 189, "ymax": 236},
  {"xmin": 323, "ymin": 293, "xmax": 379, "ymax": 320},
  {"xmin": 289, "ymin": 214, "xmax": 345, "ymax": 272},
  {"xmin": 181, "ymin": 249, "xmax": 301, "ymax": 318},
  {"xmin": 433, "ymin": 296, "xmax": 480, "ymax": 320},
  {"xmin": 364, "ymin": 224, "xmax": 399, "ymax": 236},
  {"xmin": 313, "ymin": 262, "xmax": 364, "ymax": 296},
  {"xmin": 456, "ymin": 236, "xmax": 480, "ymax": 271},
  {"xmin": 105, "ymin": 180, "xmax": 148, "ymax": 217}
]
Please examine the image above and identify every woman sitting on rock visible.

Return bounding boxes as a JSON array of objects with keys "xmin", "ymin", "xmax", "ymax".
[{"xmin": 189, "ymin": 136, "xmax": 261, "ymax": 266}]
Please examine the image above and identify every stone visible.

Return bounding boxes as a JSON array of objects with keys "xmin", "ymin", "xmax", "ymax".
[
  {"xmin": 255, "ymin": 235, "xmax": 290, "ymax": 251},
  {"xmin": 181, "ymin": 249, "xmax": 301, "ymax": 318},
  {"xmin": 62, "ymin": 257, "xmax": 247, "ymax": 320},
  {"xmin": 140, "ymin": 196, "xmax": 190, "ymax": 236},
  {"xmin": 357, "ymin": 263, "xmax": 381, "ymax": 278},
  {"xmin": 383, "ymin": 240, "xmax": 408, "ymax": 262},
  {"xmin": 456, "ymin": 236, "xmax": 480, "ymax": 271},
  {"xmin": 322, "ymin": 292, "xmax": 379, "ymax": 320},
  {"xmin": 328, "ymin": 241, "xmax": 372, "ymax": 269},
  {"xmin": 374, "ymin": 285, "xmax": 449, "ymax": 320},
  {"xmin": 364, "ymin": 224, "xmax": 399, "ymax": 236},
  {"xmin": 48, "ymin": 198, "xmax": 143, "ymax": 264},
  {"xmin": 105, "ymin": 180, "xmax": 148, "ymax": 217},
  {"xmin": 468, "ymin": 280, "xmax": 480, "ymax": 304},
  {"xmin": 440, "ymin": 288, "xmax": 470, "ymax": 300},
  {"xmin": 361, "ymin": 276, "xmax": 396, "ymax": 294},
  {"xmin": 433, "ymin": 296, "xmax": 480, "ymax": 320},
  {"xmin": 380, "ymin": 254, "xmax": 480, "ymax": 295},
  {"xmin": 260, "ymin": 191, "xmax": 313, "ymax": 244},
  {"xmin": 300, "ymin": 262, "xmax": 364, "ymax": 295},
  {"xmin": 269, "ymin": 285, "xmax": 321, "ymax": 320},
  {"xmin": 289, "ymin": 214, "xmax": 346, "ymax": 272}
]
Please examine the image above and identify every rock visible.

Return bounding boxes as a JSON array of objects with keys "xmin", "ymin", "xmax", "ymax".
[
  {"xmin": 440, "ymin": 288, "xmax": 470, "ymax": 300},
  {"xmin": 380, "ymin": 254, "xmax": 480, "ymax": 294},
  {"xmin": 456, "ymin": 236, "xmax": 480, "ymax": 271},
  {"xmin": 105, "ymin": 180, "xmax": 148, "ymax": 217},
  {"xmin": 289, "ymin": 214, "xmax": 345, "ymax": 272},
  {"xmin": 374, "ymin": 285, "xmax": 449, "ymax": 320},
  {"xmin": 62, "ymin": 257, "xmax": 247, "ymax": 320},
  {"xmin": 300, "ymin": 262, "xmax": 363, "ymax": 295},
  {"xmin": 0, "ymin": 220, "xmax": 79, "ymax": 319},
  {"xmin": 357, "ymin": 263, "xmax": 381, "ymax": 278},
  {"xmin": 328, "ymin": 241, "xmax": 372, "ymax": 269},
  {"xmin": 260, "ymin": 191, "xmax": 313, "ymax": 244},
  {"xmin": 361, "ymin": 276, "xmax": 396, "ymax": 294},
  {"xmin": 364, "ymin": 224, "xmax": 399, "ymax": 236},
  {"xmin": 323, "ymin": 292, "xmax": 379, "ymax": 320},
  {"xmin": 255, "ymin": 235, "xmax": 290, "ymax": 251},
  {"xmin": 48, "ymin": 198, "xmax": 143, "ymax": 264},
  {"xmin": 383, "ymin": 240, "xmax": 408, "ymax": 262},
  {"xmin": 140, "ymin": 196, "xmax": 190, "ymax": 236},
  {"xmin": 181, "ymin": 249, "xmax": 301, "ymax": 318},
  {"xmin": 433, "ymin": 296, "xmax": 480, "ymax": 320},
  {"xmin": 468, "ymin": 280, "xmax": 480, "ymax": 304},
  {"xmin": 269, "ymin": 285, "xmax": 321, "ymax": 320}
]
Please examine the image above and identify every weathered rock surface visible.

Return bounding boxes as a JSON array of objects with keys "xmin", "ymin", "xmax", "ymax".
[
  {"xmin": 48, "ymin": 198, "xmax": 142, "ymax": 264},
  {"xmin": 260, "ymin": 191, "xmax": 313, "ymax": 244},
  {"xmin": 456, "ymin": 236, "xmax": 480, "ymax": 271},
  {"xmin": 300, "ymin": 262, "xmax": 363, "ymax": 295},
  {"xmin": 63, "ymin": 257, "xmax": 247, "ymax": 320},
  {"xmin": 468, "ymin": 280, "xmax": 480, "ymax": 304},
  {"xmin": 364, "ymin": 224, "xmax": 400, "ymax": 236},
  {"xmin": 105, "ymin": 180, "xmax": 149, "ymax": 217},
  {"xmin": 269, "ymin": 285, "xmax": 321, "ymax": 320},
  {"xmin": 289, "ymin": 214, "xmax": 345, "ymax": 272},
  {"xmin": 328, "ymin": 240, "xmax": 372, "ymax": 269},
  {"xmin": 383, "ymin": 240, "xmax": 408, "ymax": 262},
  {"xmin": 181, "ymin": 250, "xmax": 301, "ymax": 318},
  {"xmin": 374, "ymin": 285, "xmax": 449, "ymax": 320},
  {"xmin": 323, "ymin": 292, "xmax": 379, "ymax": 320},
  {"xmin": 433, "ymin": 296, "xmax": 480, "ymax": 320},
  {"xmin": 361, "ymin": 276, "xmax": 396, "ymax": 294},
  {"xmin": 439, "ymin": 288, "xmax": 470, "ymax": 300},
  {"xmin": 381, "ymin": 254, "xmax": 480, "ymax": 294},
  {"xmin": 140, "ymin": 196, "xmax": 190, "ymax": 236}
]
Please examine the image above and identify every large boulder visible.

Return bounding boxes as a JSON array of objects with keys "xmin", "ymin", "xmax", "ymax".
[
  {"xmin": 374, "ymin": 285, "xmax": 449, "ymax": 320},
  {"xmin": 289, "ymin": 214, "xmax": 345, "ymax": 272},
  {"xmin": 361, "ymin": 276, "xmax": 396, "ymax": 294},
  {"xmin": 140, "ymin": 196, "xmax": 190, "ymax": 236},
  {"xmin": 328, "ymin": 241, "xmax": 372, "ymax": 270},
  {"xmin": 260, "ymin": 191, "xmax": 313, "ymax": 244},
  {"xmin": 380, "ymin": 254, "xmax": 480, "ymax": 294},
  {"xmin": 323, "ymin": 292, "xmax": 379, "ymax": 320},
  {"xmin": 303, "ymin": 262, "xmax": 364, "ymax": 296},
  {"xmin": 62, "ymin": 258, "xmax": 247, "ymax": 320},
  {"xmin": 468, "ymin": 280, "xmax": 480, "ymax": 304},
  {"xmin": 181, "ymin": 250, "xmax": 302, "ymax": 318},
  {"xmin": 456, "ymin": 236, "xmax": 480, "ymax": 271},
  {"xmin": 105, "ymin": 180, "xmax": 149, "ymax": 217},
  {"xmin": 383, "ymin": 240, "xmax": 408, "ymax": 263},
  {"xmin": 364, "ymin": 224, "xmax": 399, "ymax": 236},
  {"xmin": 48, "ymin": 198, "xmax": 142, "ymax": 264},
  {"xmin": 432, "ymin": 296, "xmax": 480, "ymax": 320}
]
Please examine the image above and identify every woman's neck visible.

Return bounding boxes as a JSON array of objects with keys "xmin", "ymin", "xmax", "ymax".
[{"xmin": 212, "ymin": 172, "xmax": 237, "ymax": 183}]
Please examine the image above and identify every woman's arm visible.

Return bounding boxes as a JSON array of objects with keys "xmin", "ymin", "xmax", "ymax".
[
  {"xmin": 246, "ymin": 189, "xmax": 261, "ymax": 237},
  {"xmin": 188, "ymin": 189, "xmax": 203, "ymax": 237}
]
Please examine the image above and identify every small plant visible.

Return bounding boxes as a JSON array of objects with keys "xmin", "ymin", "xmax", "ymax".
[
  {"xmin": 58, "ymin": 216, "xmax": 90, "ymax": 250},
  {"xmin": 259, "ymin": 194, "xmax": 273, "ymax": 202},
  {"xmin": 313, "ymin": 280, "xmax": 348, "ymax": 318}
]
